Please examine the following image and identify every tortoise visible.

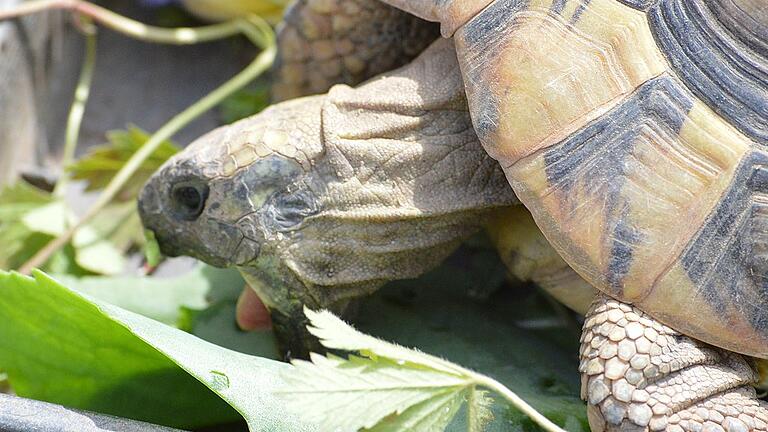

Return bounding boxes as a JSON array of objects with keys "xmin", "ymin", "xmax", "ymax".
[{"xmin": 139, "ymin": 0, "xmax": 768, "ymax": 430}]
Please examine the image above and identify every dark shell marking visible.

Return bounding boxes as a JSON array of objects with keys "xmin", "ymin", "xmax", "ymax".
[
  {"xmin": 677, "ymin": 150, "xmax": 768, "ymax": 341},
  {"xmin": 649, "ymin": 0, "xmax": 768, "ymax": 144},
  {"xmin": 539, "ymin": 75, "xmax": 694, "ymax": 296}
]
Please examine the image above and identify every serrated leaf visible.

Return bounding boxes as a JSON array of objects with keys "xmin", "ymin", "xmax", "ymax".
[
  {"xmin": 467, "ymin": 387, "xmax": 494, "ymax": 432},
  {"xmin": 353, "ymin": 254, "xmax": 589, "ymax": 432},
  {"xmin": 0, "ymin": 270, "xmax": 311, "ymax": 430},
  {"xmin": 67, "ymin": 126, "xmax": 179, "ymax": 198},
  {"xmin": 305, "ymin": 308, "xmax": 465, "ymax": 376},
  {"xmin": 366, "ymin": 388, "xmax": 466, "ymax": 432},
  {"xmin": 281, "ymin": 352, "xmax": 469, "ymax": 432}
]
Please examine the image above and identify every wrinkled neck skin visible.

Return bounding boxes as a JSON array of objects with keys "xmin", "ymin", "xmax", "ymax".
[
  {"xmin": 240, "ymin": 40, "xmax": 517, "ymax": 355},
  {"xmin": 240, "ymin": 40, "xmax": 516, "ymax": 355}
]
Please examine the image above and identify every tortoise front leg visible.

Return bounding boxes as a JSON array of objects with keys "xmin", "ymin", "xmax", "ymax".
[
  {"xmin": 272, "ymin": 0, "xmax": 438, "ymax": 101},
  {"xmin": 581, "ymin": 296, "xmax": 768, "ymax": 431}
]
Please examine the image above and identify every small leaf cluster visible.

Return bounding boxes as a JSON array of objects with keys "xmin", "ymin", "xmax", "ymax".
[{"xmin": 0, "ymin": 127, "xmax": 178, "ymax": 275}]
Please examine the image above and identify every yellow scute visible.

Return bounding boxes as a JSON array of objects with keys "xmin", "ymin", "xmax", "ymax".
[{"xmin": 488, "ymin": 0, "xmax": 666, "ymax": 165}]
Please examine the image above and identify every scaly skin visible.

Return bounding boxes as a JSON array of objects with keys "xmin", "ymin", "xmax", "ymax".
[
  {"xmin": 272, "ymin": 0, "xmax": 438, "ymax": 101},
  {"xmin": 582, "ymin": 297, "xmax": 768, "ymax": 431}
]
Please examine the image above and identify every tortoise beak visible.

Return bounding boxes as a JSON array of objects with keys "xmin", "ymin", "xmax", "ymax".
[{"xmin": 137, "ymin": 167, "xmax": 240, "ymax": 268}]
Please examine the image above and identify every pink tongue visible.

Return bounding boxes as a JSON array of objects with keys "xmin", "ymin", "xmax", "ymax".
[{"xmin": 236, "ymin": 285, "xmax": 272, "ymax": 331}]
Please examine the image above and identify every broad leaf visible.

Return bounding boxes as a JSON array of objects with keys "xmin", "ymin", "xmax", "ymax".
[
  {"xmin": 0, "ymin": 270, "xmax": 311, "ymax": 431},
  {"xmin": 54, "ymin": 267, "xmax": 210, "ymax": 326},
  {"xmin": 57, "ymin": 264, "xmax": 280, "ymax": 358}
]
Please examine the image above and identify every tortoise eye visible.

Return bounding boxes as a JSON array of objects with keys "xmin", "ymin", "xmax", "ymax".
[{"xmin": 170, "ymin": 181, "xmax": 209, "ymax": 221}]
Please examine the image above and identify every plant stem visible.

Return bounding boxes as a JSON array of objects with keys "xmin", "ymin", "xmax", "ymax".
[
  {"xmin": 0, "ymin": 0, "xmax": 243, "ymax": 44},
  {"xmin": 471, "ymin": 373, "xmax": 566, "ymax": 432},
  {"xmin": 53, "ymin": 21, "xmax": 96, "ymax": 198},
  {"xmin": 18, "ymin": 21, "xmax": 276, "ymax": 275}
]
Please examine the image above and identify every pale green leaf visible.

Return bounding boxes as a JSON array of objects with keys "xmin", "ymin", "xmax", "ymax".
[
  {"xmin": 78, "ymin": 201, "xmax": 145, "ymax": 252},
  {"xmin": 0, "ymin": 183, "xmax": 85, "ymax": 273},
  {"xmin": 354, "ymin": 252, "xmax": 589, "ymax": 432},
  {"xmin": 54, "ymin": 267, "xmax": 211, "ymax": 326},
  {"xmin": 366, "ymin": 388, "xmax": 466, "ymax": 432},
  {"xmin": 144, "ymin": 229, "xmax": 163, "ymax": 267},
  {"xmin": 21, "ymin": 201, "xmax": 70, "ymax": 236},
  {"xmin": 467, "ymin": 387, "xmax": 494, "ymax": 432},
  {"xmin": 281, "ymin": 353, "xmax": 469, "ymax": 432},
  {"xmin": 73, "ymin": 225, "xmax": 126, "ymax": 275},
  {"xmin": 305, "ymin": 308, "xmax": 465, "ymax": 376},
  {"xmin": 20, "ymin": 201, "xmax": 129, "ymax": 275}
]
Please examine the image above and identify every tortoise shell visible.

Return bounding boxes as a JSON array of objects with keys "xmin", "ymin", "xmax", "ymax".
[{"xmin": 393, "ymin": 0, "xmax": 768, "ymax": 357}]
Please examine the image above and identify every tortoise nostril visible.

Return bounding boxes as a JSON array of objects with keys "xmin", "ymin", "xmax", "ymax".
[{"xmin": 170, "ymin": 181, "xmax": 209, "ymax": 221}]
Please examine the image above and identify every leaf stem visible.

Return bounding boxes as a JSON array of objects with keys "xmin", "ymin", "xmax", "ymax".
[
  {"xmin": 18, "ymin": 19, "xmax": 276, "ymax": 275},
  {"xmin": 0, "ymin": 0, "xmax": 244, "ymax": 44},
  {"xmin": 53, "ymin": 20, "xmax": 97, "ymax": 198},
  {"xmin": 470, "ymin": 373, "xmax": 566, "ymax": 432}
]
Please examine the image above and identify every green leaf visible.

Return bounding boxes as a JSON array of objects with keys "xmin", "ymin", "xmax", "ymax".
[
  {"xmin": 21, "ymin": 201, "xmax": 70, "ymax": 236},
  {"xmin": 67, "ymin": 126, "xmax": 179, "ymax": 197},
  {"xmin": 283, "ymin": 300, "xmax": 571, "ymax": 432},
  {"xmin": 0, "ymin": 181, "xmax": 52, "ymax": 221},
  {"xmin": 0, "ymin": 270, "xmax": 311, "ymax": 431},
  {"xmin": 0, "ymin": 182, "xmax": 86, "ymax": 274},
  {"xmin": 305, "ymin": 308, "xmax": 464, "ymax": 376},
  {"xmin": 187, "ymin": 301, "xmax": 280, "ymax": 359},
  {"xmin": 20, "ymin": 200, "xmax": 129, "ymax": 275},
  {"xmin": 55, "ymin": 263, "xmax": 282, "ymax": 359},
  {"xmin": 367, "ymin": 389, "xmax": 466, "ymax": 432},
  {"xmin": 281, "ymin": 353, "xmax": 469, "ymax": 432},
  {"xmin": 54, "ymin": 267, "xmax": 210, "ymax": 326},
  {"xmin": 0, "ymin": 181, "xmax": 138, "ymax": 274},
  {"xmin": 143, "ymin": 229, "xmax": 163, "ymax": 267}
]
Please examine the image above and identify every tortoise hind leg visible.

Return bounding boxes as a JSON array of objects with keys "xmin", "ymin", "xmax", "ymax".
[
  {"xmin": 581, "ymin": 296, "xmax": 768, "ymax": 431},
  {"xmin": 272, "ymin": 0, "xmax": 438, "ymax": 101}
]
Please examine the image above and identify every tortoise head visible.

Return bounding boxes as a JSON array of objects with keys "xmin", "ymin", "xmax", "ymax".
[
  {"xmin": 139, "ymin": 96, "xmax": 323, "ymax": 271},
  {"xmin": 139, "ymin": 96, "xmax": 333, "ymax": 356}
]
